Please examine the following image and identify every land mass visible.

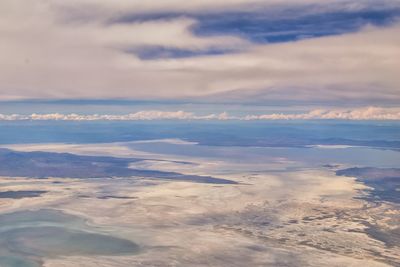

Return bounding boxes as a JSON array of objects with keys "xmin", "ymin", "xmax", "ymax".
[
  {"xmin": 0, "ymin": 148, "xmax": 236, "ymax": 184},
  {"xmin": 336, "ymin": 167, "xmax": 400, "ymax": 203}
]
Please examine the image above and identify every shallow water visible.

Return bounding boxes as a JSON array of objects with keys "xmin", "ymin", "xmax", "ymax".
[{"xmin": 0, "ymin": 209, "xmax": 139, "ymax": 267}]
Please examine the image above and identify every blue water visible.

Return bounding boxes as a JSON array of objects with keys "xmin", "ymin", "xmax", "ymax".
[{"xmin": 0, "ymin": 121, "xmax": 399, "ymax": 147}]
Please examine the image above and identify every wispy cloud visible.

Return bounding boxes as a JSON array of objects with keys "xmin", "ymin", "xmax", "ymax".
[{"xmin": 1, "ymin": 107, "xmax": 399, "ymax": 121}]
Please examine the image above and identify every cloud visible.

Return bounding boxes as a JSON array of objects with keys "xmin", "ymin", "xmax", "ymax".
[
  {"xmin": 183, "ymin": 3, "xmax": 400, "ymax": 44},
  {"xmin": 0, "ymin": 0, "xmax": 399, "ymax": 107},
  {"xmin": 0, "ymin": 111, "xmax": 231, "ymax": 121},
  {"xmin": 168, "ymin": 24, "xmax": 400, "ymax": 103},
  {"xmin": 244, "ymin": 107, "xmax": 400, "ymax": 120},
  {"xmin": 1, "ymin": 107, "xmax": 399, "ymax": 121},
  {"xmin": 50, "ymin": 0, "xmax": 400, "ymax": 17}
]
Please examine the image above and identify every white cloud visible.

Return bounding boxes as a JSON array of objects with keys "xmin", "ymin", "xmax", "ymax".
[
  {"xmin": 0, "ymin": 111, "xmax": 232, "ymax": 121},
  {"xmin": 244, "ymin": 107, "xmax": 400, "ymax": 120},
  {"xmin": 1, "ymin": 107, "xmax": 399, "ymax": 121}
]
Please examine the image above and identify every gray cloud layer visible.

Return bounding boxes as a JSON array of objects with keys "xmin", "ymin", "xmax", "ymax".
[{"xmin": 0, "ymin": 0, "xmax": 399, "ymax": 107}]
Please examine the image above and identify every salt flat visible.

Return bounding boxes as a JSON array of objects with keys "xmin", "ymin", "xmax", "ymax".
[{"xmin": 0, "ymin": 140, "xmax": 398, "ymax": 266}]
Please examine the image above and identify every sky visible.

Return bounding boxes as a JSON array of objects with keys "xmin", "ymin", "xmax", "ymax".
[{"xmin": 1, "ymin": 0, "xmax": 400, "ymax": 119}]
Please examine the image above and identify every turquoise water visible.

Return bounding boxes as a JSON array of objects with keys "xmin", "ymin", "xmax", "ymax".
[{"xmin": 0, "ymin": 209, "xmax": 139, "ymax": 267}]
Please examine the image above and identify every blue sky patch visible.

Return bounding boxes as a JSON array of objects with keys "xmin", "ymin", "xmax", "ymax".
[
  {"xmin": 114, "ymin": 3, "xmax": 400, "ymax": 59},
  {"xmin": 128, "ymin": 46, "xmax": 237, "ymax": 60},
  {"xmin": 192, "ymin": 7, "xmax": 400, "ymax": 43}
]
